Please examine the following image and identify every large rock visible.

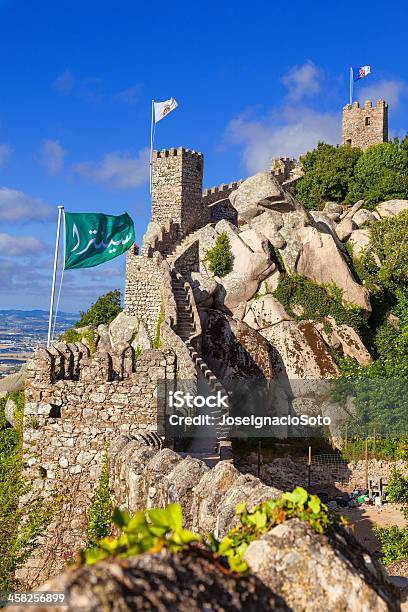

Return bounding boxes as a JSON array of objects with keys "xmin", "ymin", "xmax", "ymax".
[
  {"xmin": 352, "ymin": 208, "xmax": 378, "ymax": 227},
  {"xmin": 229, "ymin": 172, "xmax": 287, "ymax": 223},
  {"xmin": 131, "ymin": 322, "xmax": 152, "ymax": 350},
  {"xmin": 108, "ymin": 312, "xmax": 139, "ymax": 346},
  {"xmin": 318, "ymin": 317, "xmax": 372, "ymax": 366},
  {"xmin": 4, "ymin": 397, "xmax": 17, "ymax": 426},
  {"xmin": 348, "ymin": 228, "xmax": 371, "ymax": 259},
  {"xmin": 0, "ymin": 365, "xmax": 26, "ymax": 399},
  {"xmin": 243, "ymin": 295, "xmax": 292, "ymax": 331},
  {"xmin": 335, "ymin": 217, "xmax": 355, "ymax": 241},
  {"xmin": 294, "ymin": 226, "xmax": 371, "ymax": 311},
  {"xmin": 9, "ymin": 550, "xmax": 285, "ymax": 612},
  {"xmin": 200, "ymin": 308, "xmax": 275, "ymax": 381},
  {"xmin": 244, "ymin": 518, "xmax": 399, "ymax": 611},
  {"xmin": 190, "ymin": 271, "xmax": 219, "ymax": 307},
  {"xmin": 376, "ymin": 199, "xmax": 408, "ymax": 218},
  {"xmin": 261, "ymin": 320, "xmax": 339, "ymax": 380},
  {"xmin": 206, "ymin": 220, "xmax": 274, "ymax": 311}
]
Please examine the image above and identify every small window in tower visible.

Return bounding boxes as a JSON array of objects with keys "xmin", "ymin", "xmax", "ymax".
[
  {"xmin": 365, "ymin": 116, "xmax": 371, "ymax": 126},
  {"xmin": 346, "ymin": 139, "xmax": 352, "ymax": 146}
]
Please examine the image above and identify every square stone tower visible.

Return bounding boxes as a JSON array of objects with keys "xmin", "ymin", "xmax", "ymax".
[
  {"xmin": 342, "ymin": 99, "xmax": 388, "ymax": 150},
  {"xmin": 151, "ymin": 147, "xmax": 205, "ymax": 237}
]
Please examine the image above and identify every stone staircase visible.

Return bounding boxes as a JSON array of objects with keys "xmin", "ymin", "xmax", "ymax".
[{"xmin": 171, "ymin": 272, "xmax": 196, "ymax": 342}]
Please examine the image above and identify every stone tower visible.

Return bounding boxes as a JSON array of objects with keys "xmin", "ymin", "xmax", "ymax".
[
  {"xmin": 342, "ymin": 99, "xmax": 388, "ymax": 150},
  {"xmin": 151, "ymin": 147, "xmax": 205, "ymax": 237}
]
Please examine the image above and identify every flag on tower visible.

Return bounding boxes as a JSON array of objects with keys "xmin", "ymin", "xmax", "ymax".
[
  {"xmin": 353, "ymin": 65, "xmax": 371, "ymax": 81},
  {"xmin": 153, "ymin": 97, "xmax": 178, "ymax": 123}
]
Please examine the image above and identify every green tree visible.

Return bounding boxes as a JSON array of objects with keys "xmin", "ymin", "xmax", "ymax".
[
  {"xmin": 74, "ymin": 290, "xmax": 122, "ymax": 328},
  {"xmin": 294, "ymin": 142, "xmax": 361, "ymax": 210},
  {"xmin": 346, "ymin": 140, "xmax": 408, "ymax": 207},
  {"xmin": 205, "ymin": 232, "xmax": 232, "ymax": 277}
]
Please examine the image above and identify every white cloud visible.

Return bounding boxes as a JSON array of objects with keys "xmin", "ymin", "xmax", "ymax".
[
  {"xmin": 39, "ymin": 139, "xmax": 67, "ymax": 174},
  {"xmin": 0, "ymin": 187, "xmax": 53, "ymax": 221},
  {"xmin": 281, "ymin": 61, "xmax": 322, "ymax": 101},
  {"xmin": 226, "ymin": 106, "xmax": 339, "ymax": 173},
  {"xmin": 0, "ymin": 233, "xmax": 46, "ymax": 256},
  {"xmin": 0, "ymin": 144, "xmax": 12, "ymax": 166},
  {"xmin": 53, "ymin": 70, "xmax": 75, "ymax": 93},
  {"xmin": 358, "ymin": 79, "xmax": 407, "ymax": 109},
  {"xmin": 73, "ymin": 147, "xmax": 150, "ymax": 189},
  {"xmin": 113, "ymin": 85, "xmax": 141, "ymax": 105}
]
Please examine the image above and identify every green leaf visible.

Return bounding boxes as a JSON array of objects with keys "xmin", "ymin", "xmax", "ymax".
[
  {"xmin": 235, "ymin": 501, "xmax": 246, "ymax": 515},
  {"xmin": 218, "ymin": 537, "xmax": 233, "ymax": 554},
  {"xmin": 308, "ymin": 496, "xmax": 321, "ymax": 514},
  {"xmin": 112, "ymin": 507, "xmax": 129, "ymax": 528},
  {"xmin": 165, "ymin": 503, "xmax": 183, "ymax": 531},
  {"xmin": 126, "ymin": 511, "xmax": 146, "ymax": 533},
  {"xmin": 148, "ymin": 507, "xmax": 171, "ymax": 527},
  {"xmin": 85, "ymin": 547, "xmax": 109, "ymax": 565}
]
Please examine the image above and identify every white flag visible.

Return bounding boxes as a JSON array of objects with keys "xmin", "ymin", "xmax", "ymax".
[{"xmin": 153, "ymin": 97, "xmax": 178, "ymax": 123}]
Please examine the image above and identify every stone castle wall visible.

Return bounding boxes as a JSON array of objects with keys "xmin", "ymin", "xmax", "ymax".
[
  {"xmin": 19, "ymin": 342, "xmax": 175, "ymax": 586},
  {"xmin": 342, "ymin": 99, "xmax": 388, "ymax": 150},
  {"xmin": 125, "ymin": 246, "xmax": 164, "ymax": 337}
]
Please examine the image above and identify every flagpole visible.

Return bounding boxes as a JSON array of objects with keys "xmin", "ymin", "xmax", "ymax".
[
  {"xmin": 47, "ymin": 205, "xmax": 64, "ymax": 348},
  {"xmin": 350, "ymin": 67, "xmax": 353, "ymax": 105},
  {"xmin": 150, "ymin": 100, "xmax": 154, "ymax": 194}
]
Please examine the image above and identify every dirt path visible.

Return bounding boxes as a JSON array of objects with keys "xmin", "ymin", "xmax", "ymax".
[{"xmin": 340, "ymin": 503, "xmax": 405, "ymax": 555}]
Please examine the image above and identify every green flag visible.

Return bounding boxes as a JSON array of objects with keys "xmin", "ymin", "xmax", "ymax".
[{"xmin": 64, "ymin": 212, "xmax": 135, "ymax": 270}]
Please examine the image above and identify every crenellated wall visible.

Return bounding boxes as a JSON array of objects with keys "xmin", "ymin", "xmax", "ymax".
[{"xmin": 19, "ymin": 343, "xmax": 175, "ymax": 587}]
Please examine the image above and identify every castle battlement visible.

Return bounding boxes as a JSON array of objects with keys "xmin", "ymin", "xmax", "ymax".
[
  {"xmin": 152, "ymin": 147, "xmax": 203, "ymax": 159},
  {"xmin": 202, "ymin": 180, "xmax": 244, "ymax": 197}
]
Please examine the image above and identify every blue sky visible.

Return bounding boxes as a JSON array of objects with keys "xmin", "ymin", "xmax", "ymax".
[{"xmin": 0, "ymin": 0, "xmax": 407, "ymax": 313}]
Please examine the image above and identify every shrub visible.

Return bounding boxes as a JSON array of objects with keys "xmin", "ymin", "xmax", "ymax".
[
  {"xmin": 205, "ymin": 232, "xmax": 232, "ymax": 277},
  {"xmin": 294, "ymin": 142, "xmax": 361, "ymax": 210},
  {"xmin": 369, "ymin": 211, "xmax": 408, "ymax": 290},
  {"xmin": 74, "ymin": 290, "xmax": 122, "ymax": 328},
  {"xmin": 273, "ymin": 274, "xmax": 366, "ymax": 334},
  {"xmin": 87, "ymin": 452, "xmax": 112, "ymax": 548},
  {"xmin": 347, "ymin": 140, "xmax": 408, "ymax": 207},
  {"xmin": 0, "ymin": 393, "xmax": 54, "ymax": 590},
  {"xmin": 373, "ymin": 525, "xmax": 408, "ymax": 565}
]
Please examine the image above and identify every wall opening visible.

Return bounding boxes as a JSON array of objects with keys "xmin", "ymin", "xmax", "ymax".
[
  {"xmin": 365, "ymin": 116, "xmax": 371, "ymax": 126},
  {"xmin": 49, "ymin": 405, "xmax": 61, "ymax": 418}
]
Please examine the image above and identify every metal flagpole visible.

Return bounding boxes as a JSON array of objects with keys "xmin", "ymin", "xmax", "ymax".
[
  {"xmin": 350, "ymin": 67, "xmax": 353, "ymax": 105},
  {"xmin": 47, "ymin": 205, "xmax": 64, "ymax": 348},
  {"xmin": 150, "ymin": 100, "xmax": 155, "ymax": 194}
]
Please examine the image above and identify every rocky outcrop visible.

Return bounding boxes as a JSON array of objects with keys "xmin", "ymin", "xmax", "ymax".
[
  {"xmin": 6, "ymin": 550, "xmax": 286, "ymax": 612},
  {"xmin": 316, "ymin": 317, "xmax": 372, "ymax": 366},
  {"xmin": 199, "ymin": 308, "xmax": 275, "ymax": 381},
  {"xmin": 376, "ymin": 199, "xmax": 408, "ymax": 218},
  {"xmin": 349, "ymin": 228, "xmax": 371, "ymax": 259},
  {"xmin": 229, "ymin": 171, "xmax": 287, "ymax": 223},
  {"xmin": 244, "ymin": 518, "xmax": 399, "ymax": 611},
  {"xmin": 108, "ymin": 311, "xmax": 139, "ymax": 346},
  {"xmin": 243, "ymin": 296, "xmax": 292, "ymax": 330},
  {"xmin": 0, "ymin": 364, "xmax": 26, "ymax": 399},
  {"xmin": 352, "ymin": 208, "xmax": 378, "ymax": 227}
]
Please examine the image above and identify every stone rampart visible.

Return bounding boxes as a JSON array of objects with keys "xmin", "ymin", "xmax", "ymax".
[{"xmin": 19, "ymin": 344, "xmax": 175, "ymax": 587}]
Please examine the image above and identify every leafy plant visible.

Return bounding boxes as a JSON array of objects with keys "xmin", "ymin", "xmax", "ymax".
[
  {"xmin": 205, "ymin": 232, "xmax": 232, "ymax": 277},
  {"xmin": 373, "ymin": 525, "xmax": 408, "ymax": 565},
  {"xmin": 82, "ymin": 488, "xmax": 344, "ymax": 575},
  {"xmin": 133, "ymin": 346, "xmax": 143, "ymax": 368},
  {"xmin": 59, "ymin": 328, "xmax": 81, "ymax": 343},
  {"xmin": 82, "ymin": 503, "xmax": 199, "ymax": 565},
  {"xmin": 153, "ymin": 302, "xmax": 164, "ymax": 349},
  {"xmin": 0, "ymin": 392, "xmax": 54, "ymax": 590},
  {"xmin": 87, "ymin": 452, "xmax": 112, "ymax": 548}
]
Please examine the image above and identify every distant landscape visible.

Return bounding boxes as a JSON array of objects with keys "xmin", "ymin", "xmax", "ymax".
[{"xmin": 0, "ymin": 310, "xmax": 77, "ymax": 378}]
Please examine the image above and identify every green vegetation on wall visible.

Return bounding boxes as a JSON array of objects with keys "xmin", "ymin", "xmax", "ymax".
[
  {"xmin": 82, "ymin": 488, "xmax": 344, "ymax": 574},
  {"xmin": 0, "ymin": 393, "xmax": 54, "ymax": 590},
  {"xmin": 205, "ymin": 232, "xmax": 233, "ymax": 278},
  {"xmin": 293, "ymin": 137, "xmax": 408, "ymax": 210},
  {"xmin": 153, "ymin": 301, "xmax": 165, "ymax": 349},
  {"xmin": 87, "ymin": 452, "xmax": 112, "ymax": 548},
  {"xmin": 373, "ymin": 468, "xmax": 408, "ymax": 564}
]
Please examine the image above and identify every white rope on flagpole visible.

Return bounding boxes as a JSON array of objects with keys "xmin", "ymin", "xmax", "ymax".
[
  {"xmin": 47, "ymin": 205, "xmax": 64, "ymax": 348},
  {"xmin": 350, "ymin": 67, "xmax": 353, "ymax": 105},
  {"xmin": 150, "ymin": 100, "xmax": 156, "ymax": 194},
  {"xmin": 51, "ymin": 209, "xmax": 66, "ymax": 343}
]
